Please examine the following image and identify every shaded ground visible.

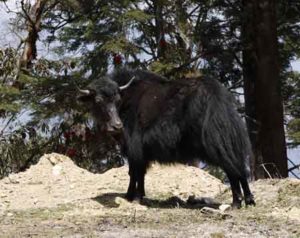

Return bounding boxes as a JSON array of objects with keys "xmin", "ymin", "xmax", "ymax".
[{"xmin": 0, "ymin": 153, "xmax": 299, "ymax": 237}]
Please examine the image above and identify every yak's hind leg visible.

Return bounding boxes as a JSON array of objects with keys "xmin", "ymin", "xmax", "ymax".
[
  {"xmin": 225, "ymin": 171, "xmax": 256, "ymax": 208},
  {"xmin": 226, "ymin": 172, "xmax": 243, "ymax": 209},
  {"xmin": 240, "ymin": 177, "xmax": 255, "ymax": 206},
  {"xmin": 225, "ymin": 171, "xmax": 255, "ymax": 208}
]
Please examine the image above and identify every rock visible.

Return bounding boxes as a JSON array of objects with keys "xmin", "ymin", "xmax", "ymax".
[
  {"xmin": 52, "ymin": 165, "xmax": 62, "ymax": 176},
  {"xmin": 201, "ymin": 207, "xmax": 220, "ymax": 215},
  {"xmin": 219, "ymin": 204, "xmax": 231, "ymax": 212},
  {"xmin": 115, "ymin": 196, "xmax": 131, "ymax": 206},
  {"xmin": 115, "ymin": 197, "xmax": 147, "ymax": 210},
  {"xmin": 6, "ymin": 175, "xmax": 19, "ymax": 184},
  {"xmin": 47, "ymin": 153, "xmax": 69, "ymax": 165},
  {"xmin": 201, "ymin": 207, "xmax": 232, "ymax": 219}
]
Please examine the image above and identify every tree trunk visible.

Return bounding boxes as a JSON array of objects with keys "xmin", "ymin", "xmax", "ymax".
[
  {"xmin": 20, "ymin": 0, "xmax": 47, "ymax": 69},
  {"xmin": 153, "ymin": 0, "xmax": 165, "ymax": 59},
  {"xmin": 242, "ymin": 0, "xmax": 288, "ymax": 178}
]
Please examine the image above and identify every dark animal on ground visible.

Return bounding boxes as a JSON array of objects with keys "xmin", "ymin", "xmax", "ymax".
[{"xmin": 78, "ymin": 68, "xmax": 255, "ymax": 208}]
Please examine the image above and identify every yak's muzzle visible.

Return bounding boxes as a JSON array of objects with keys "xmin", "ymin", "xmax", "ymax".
[{"xmin": 106, "ymin": 102, "xmax": 123, "ymax": 133}]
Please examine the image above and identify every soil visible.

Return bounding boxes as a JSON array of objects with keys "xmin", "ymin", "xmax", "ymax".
[{"xmin": 0, "ymin": 153, "xmax": 299, "ymax": 238}]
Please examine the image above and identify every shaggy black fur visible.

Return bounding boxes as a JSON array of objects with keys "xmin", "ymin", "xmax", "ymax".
[{"xmin": 81, "ymin": 68, "xmax": 255, "ymax": 208}]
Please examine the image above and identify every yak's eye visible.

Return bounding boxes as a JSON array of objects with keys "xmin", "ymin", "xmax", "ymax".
[
  {"xmin": 95, "ymin": 95, "xmax": 104, "ymax": 103},
  {"xmin": 115, "ymin": 94, "xmax": 121, "ymax": 102}
]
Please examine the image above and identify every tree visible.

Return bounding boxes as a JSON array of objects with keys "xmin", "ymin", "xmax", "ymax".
[
  {"xmin": 1, "ymin": 0, "xmax": 300, "ymax": 178},
  {"xmin": 242, "ymin": 0, "xmax": 288, "ymax": 178}
]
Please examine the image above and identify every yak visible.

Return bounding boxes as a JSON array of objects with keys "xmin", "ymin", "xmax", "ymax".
[{"xmin": 78, "ymin": 68, "xmax": 255, "ymax": 208}]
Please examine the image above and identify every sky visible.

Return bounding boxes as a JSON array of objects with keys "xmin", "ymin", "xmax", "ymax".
[
  {"xmin": 0, "ymin": 1, "xmax": 299, "ymax": 177},
  {"xmin": 291, "ymin": 60, "xmax": 300, "ymax": 72},
  {"xmin": 0, "ymin": 1, "xmax": 20, "ymax": 48}
]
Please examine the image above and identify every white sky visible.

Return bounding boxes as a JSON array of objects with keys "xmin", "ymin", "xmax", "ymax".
[
  {"xmin": 0, "ymin": 1, "xmax": 19, "ymax": 48},
  {"xmin": 291, "ymin": 60, "xmax": 300, "ymax": 72}
]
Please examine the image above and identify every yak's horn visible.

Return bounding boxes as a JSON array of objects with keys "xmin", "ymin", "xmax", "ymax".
[
  {"xmin": 78, "ymin": 89, "xmax": 91, "ymax": 95},
  {"xmin": 119, "ymin": 76, "xmax": 135, "ymax": 91}
]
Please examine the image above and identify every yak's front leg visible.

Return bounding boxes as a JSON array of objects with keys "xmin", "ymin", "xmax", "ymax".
[
  {"xmin": 125, "ymin": 161, "xmax": 147, "ymax": 202},
  {"xmin": 124, "ymin": 131, "xmax": 147, "ymax": 202},
  {"xmin": 126, "ymin": 163, "xmax": 137, "ymax": 201},
  {"xmin": 136, "ymin": 163, "xmax": 147, "ymax": 198}
]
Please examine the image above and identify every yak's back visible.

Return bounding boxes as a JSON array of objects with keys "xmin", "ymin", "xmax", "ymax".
[{"xmin": 120, "ymin": 74, "xmax": 202, "ymax": 130}]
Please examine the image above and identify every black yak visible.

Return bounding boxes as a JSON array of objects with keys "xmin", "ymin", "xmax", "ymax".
[{"xmin": 78, "ymin": 68, "xmax": 255, "ymax": 208}]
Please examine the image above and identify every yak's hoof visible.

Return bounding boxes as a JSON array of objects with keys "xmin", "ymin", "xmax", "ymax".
[
  {"xmin": 245, "ymin": 196, "xmax": 256, "ymax": 206},
  {"xmin": 125, "ymin": 193, "xmax": 144, "ymax": 203},
  {"xmin": 125, "ymin": 193, "xmax": 135, "ymax": 202},
  {"xmin": 231, "ymin": 202, "xmax": 242, "ymax": 209},
  {"xmin": 231, "ymin": 199, "xmax": 242, "ymax": 209}
]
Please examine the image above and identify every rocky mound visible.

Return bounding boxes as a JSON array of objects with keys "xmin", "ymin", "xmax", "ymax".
[{"xmin": 0, "ymin": 153, "xmax": 225, "ymax": 211}]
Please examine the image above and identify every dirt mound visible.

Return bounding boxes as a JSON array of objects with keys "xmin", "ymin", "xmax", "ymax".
[
  {"xmin": 0, "ymin": 153, "xmax": 225, "ymax": 211},
  {"xmin": 1, "ymin": 153, "xmax": 299, "ymax": 237},
  {"xmin": 251, "ymin": 178, "xmax": 300, "ymax": 221}
]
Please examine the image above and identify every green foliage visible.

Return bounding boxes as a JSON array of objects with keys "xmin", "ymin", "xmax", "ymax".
[
  {"xmin": 0, "ymin": 47, "xmax": 20, "ymax": 115},
  {"xmin": 101, "ymin": 36, "xmax": 139, "ymax": 54},
  {"xmin": 0, "ymin": 85, "xmax": 21, "ymax": 113},
  {"xmin": 282, "ymin": 71, "xmax": 300, "ymax": 146},
  {"xmin": 0, "ymin": 126, "xmax": 55, "ymax": 178},
  {"xmin": 277, "ymin": 1, "xmax": 300, "ymax": 146},
  {"xmin": 287, "ymin": 119, "xmax": 300, "ymax": 145},
  {"xmin": 123, "ymin": 9, "xmax": 153, "ymax": 22},
  {"xmin": 149, "ymin": 60, "xmax": 177, "ymax": 75},
  {"xmin": 204, "ymin": 165, "xmax": 227, "ymax": 182},
  {"xmin": 0, "ymin": 103, "xmax": 20, "ymax": 113}
]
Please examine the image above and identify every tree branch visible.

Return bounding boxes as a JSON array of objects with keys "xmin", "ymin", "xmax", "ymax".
[{"xmin": 165, "ymin": 53, "xmax": 202, "ymax": 77}]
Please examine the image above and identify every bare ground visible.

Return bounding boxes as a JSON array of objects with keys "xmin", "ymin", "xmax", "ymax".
[{"xmin": 0, "ymin": 153, "xmax": 299, "ymax": 238}]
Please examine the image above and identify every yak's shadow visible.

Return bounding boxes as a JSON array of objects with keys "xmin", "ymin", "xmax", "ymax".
[{"xmin": 92, "ymin": 192, "xmax": 221, "ymax": 209}]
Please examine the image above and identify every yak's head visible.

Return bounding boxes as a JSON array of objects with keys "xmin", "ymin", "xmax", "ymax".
[{"xmin": 77, "ymin": 76, "xmax": 134, "ymax": 133}]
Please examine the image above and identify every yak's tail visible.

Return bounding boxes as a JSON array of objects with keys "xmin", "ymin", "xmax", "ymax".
[{"xmin": 201, "ymin": 78, "xmax": 252, "ymax": 178}]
